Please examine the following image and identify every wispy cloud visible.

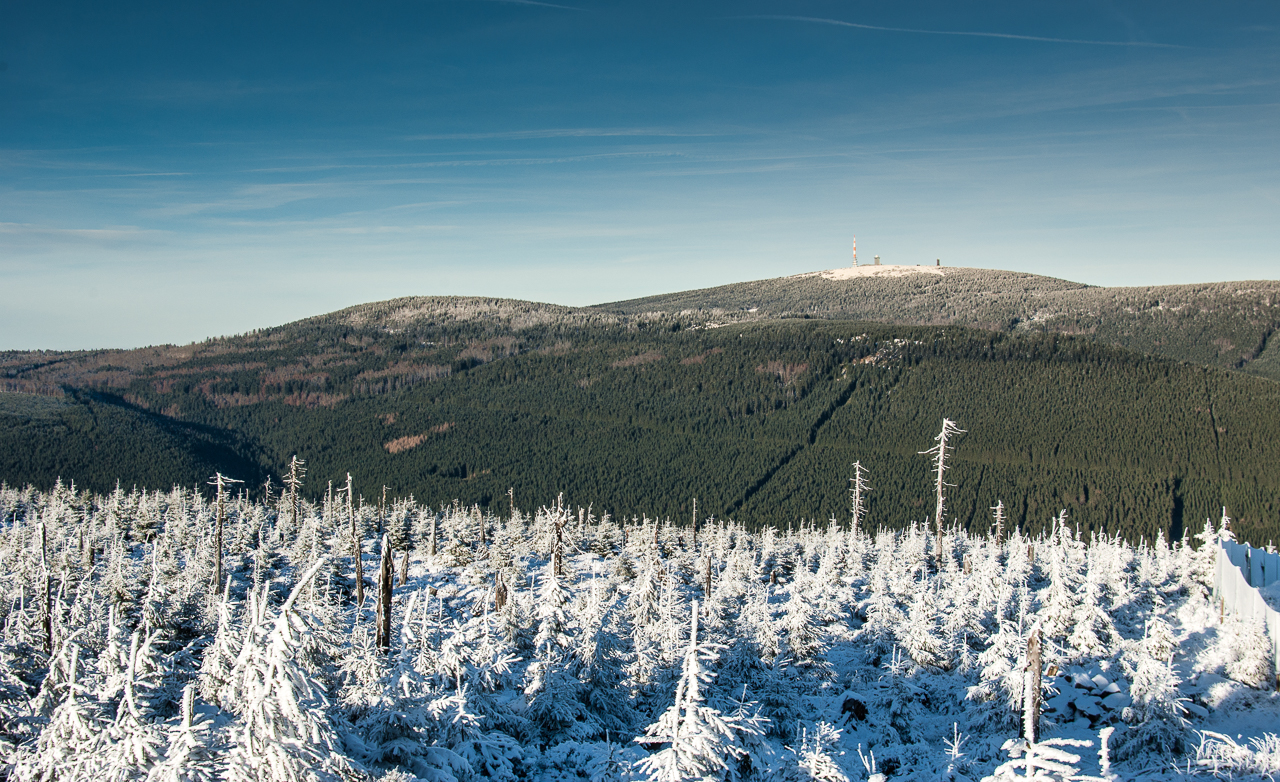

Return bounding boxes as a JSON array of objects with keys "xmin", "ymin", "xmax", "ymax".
[
  {"xmin": 240, "ymin": 150, "xmax": 683, "ymax": 175},
  {"xmin": 404, "ymin": 127, "xmax": 722, "ymax": 141},
  {"xmin": 108, "ymin": 172, "xmax": 192, "ymax": 178},
  {"xmin": 465, "ymin": 0, "xmax": 586, "ymax": 11},
  {"xmin": 742, "ymin": 15, "xmax": 1187, "ymax": 49}
]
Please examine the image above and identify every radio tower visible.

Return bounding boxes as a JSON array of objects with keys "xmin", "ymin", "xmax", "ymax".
[{"xmin": 852, "ymin": 236, "xmax": 858, "ymax": 267}]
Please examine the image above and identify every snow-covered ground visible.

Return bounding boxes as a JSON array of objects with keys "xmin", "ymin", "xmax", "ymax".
[
  {"xmin": 0, "ymin": 481, "xmax": 1276, "ymax": 781},
  {"xmin": 807, "ymin": 265, "xmax": 949, "ymax": 281}
]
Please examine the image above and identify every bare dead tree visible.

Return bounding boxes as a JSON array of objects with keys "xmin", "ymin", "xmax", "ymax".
[
  {"xmin": 920, "ymin": 418, "xmax": 965, "ymax": 567},
  {"xmin": 209, "ymin": 473, "xmax": 242, "ymax": 591},
  {"xmin": 376, "ymin": 534, "xmax": 393, "ymax": 652},
  {"xmin": 41, "ymin": 521, "xmax": 51, "ymax": 654},
  {"xmin": 379, "ymin": 485, "xmax": 388, "ymax": 538},
  {"xmin": 398, "ymin": 548, "xmax": 410, "ymax": 587},
  {"xmin": 1024, "ymin": 624, "xmax": 1043, "ymax": 743},
  {"xmin": 849, "ymin": 461, "xmax": 871, "ymax": 529},
  {"xmin": 283, "ymin": 455, "xmax": 306, "ymax": 539},
  {"xmin": 346, "ymin": 474, "xmax": 363, "ymax": 608},
  {"xmin": 552, "ymin": 503, "xmax": 568, "ymax": 578}
]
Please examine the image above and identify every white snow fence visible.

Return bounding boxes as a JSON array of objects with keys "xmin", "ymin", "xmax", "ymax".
[{"xmin": 1213, "ymin": 539, "xmax": 1280, "ymax": 688}]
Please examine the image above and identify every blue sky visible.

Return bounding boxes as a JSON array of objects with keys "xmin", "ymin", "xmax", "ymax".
[{"xmin": 3, "ymin": 1, "xmax": 1278, "ymax": 349}]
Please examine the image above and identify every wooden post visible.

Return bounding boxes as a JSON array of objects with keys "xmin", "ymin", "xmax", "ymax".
[
  {"xmin": 375, "ymin": 534, "xmax": 393, "ymax": 652},
  {"xmin": 1024, "ymin": 626, "xmax": 1043, "ymax": 744}
]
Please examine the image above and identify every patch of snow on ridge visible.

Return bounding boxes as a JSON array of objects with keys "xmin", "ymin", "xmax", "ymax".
[{"xmin": 805, "ymin": 265, "xmax": 948, "ymax": 281}]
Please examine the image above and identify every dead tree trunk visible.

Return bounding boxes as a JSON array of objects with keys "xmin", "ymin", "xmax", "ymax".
[
  {"xmin": 348, "ymin": 474, "xmax": 363, "ymax": 608},
  {"xmin": 495, "ymin": 575, "xmax": 508, "ymax": 611},
  {"xmin": 215, "ymin": 486, "xmax": 224, "ymax": 589},
  {"xmin": 376, "ymin": 534, "xmax": 393, "ymax": 652},
  {"xmin": 552, "ymin": 510, "xmax": 566, "ymax": 577},
  {"xmin": 41, "ymin": 522, "xmax": 52, "ymax": 655},
  {"xmin": 379, "ymin": 485, "xmax": 388, "ymax": 539},
  {"xmin": 1024, "ymin": 625, "xmax": 1043, "ymax": 743},
  {"xmin": 399, "ymin": 549, "xmax": 410, "ymax": 587}
]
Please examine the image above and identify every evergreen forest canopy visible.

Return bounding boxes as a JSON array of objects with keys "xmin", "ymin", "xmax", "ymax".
[{"xmin": 2, "ymin": 268, "xmax": 1279, "ymax": 545}]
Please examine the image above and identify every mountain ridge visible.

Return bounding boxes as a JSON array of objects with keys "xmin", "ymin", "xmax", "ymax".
[
  {"xmin": 597, "ymin": 265, "xmax": 1280, "ymax": 380},
  {"xmin": 2, "ymin": 266, "xmax": 1279, "ymax": 543}
]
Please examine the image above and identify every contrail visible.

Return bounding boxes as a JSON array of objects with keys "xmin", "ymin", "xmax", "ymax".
[{"xmin": 742, "ymin": 15, "xmax": 1186, "ymax": 48}]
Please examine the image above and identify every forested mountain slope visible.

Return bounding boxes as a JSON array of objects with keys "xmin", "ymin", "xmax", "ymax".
[
  {"xmin": 0, "ymin": 389, "xmax": 264, "ymax": 491},
  {"xmin": 4, "ymin": 303, "xmax": 1280, "ymax": 544},
  {"xmin": 600, "ymin": 266, "xmax": 1280, "ymax": 381}
]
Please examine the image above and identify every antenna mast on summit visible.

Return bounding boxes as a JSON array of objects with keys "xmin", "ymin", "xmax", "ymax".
[{"xmin": 852, "ymin": 236, "xmax": 858, "ymax": 267}]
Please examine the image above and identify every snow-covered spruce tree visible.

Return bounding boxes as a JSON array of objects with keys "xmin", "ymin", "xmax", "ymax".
[
  {"xmin": 1035, "ymin": 515, "xmax": 1081, "ymax": 644},
  {"xmin": 525, "ymin": 556, "xmax": 597, "ymax": 745},
  {"xmin": 574, "ymin": 576, "xmax": 638, "ymax": 741},
  {"xmin": 626, "ymin": 553, "xmax": 665, "ymax": 689},
  {"xmin": 1187, "ymin": 516, "xmax": 1219, "ymax": 598},
  {"xmin": 854, "ymin": 558, "xmax": 903, "ymax": 665},
  {"xmin": 897, "ymin": 580, "xmax": 943, "ymax": 671},
  {"xmin": 1222, "ymin": 610, "xmax": 1274, "ymax": 689},
  {"xmin": 966, "ymin": 619, "xmax": 1025, "ymax": 732},
  {"xmin": 722, "ymin": 575, "xmax": 801, "ymax": 740},
  {"xmin": 1114, "ymin": 622, "xmax": 1189, "ymax": 761},
  {"xmin": 876, "ymin": 647, "xmax": 924, "ymax": 745},
  {"xmin": 222, "ymin": 558, "xmax": 364, "ymax": 782},
  {"xmin": 1067, "ymin": 553, "xmax": 1117, "ymax": 662},
  {"xmin": 981, "ymin": 736, "xmax": 1093, "ymax": 782},
  {"xmin": 342, "ymin": 611, "xmax": 490, "ymax": 782},
  {"xmin": 634, "ymin": 600, "xmax": 765, "ymax": 782},
  {"xmin": 780, "ymin": 722, "xmax": 850, "ymax": 782},
  {"xmin": 11, "ymin": 642, "xmax": 109, "ymax": 781},
  {"xmin": 102, "ymin": 629, "xmax": 168, "ymax": 779},
  {"xmin": 198, "ymin": 578, "xmax": 239, "ymax": 708},
  {"xmin": 148, "ymin": 683, "xmax": 222, "ymax": 782},
  {"xmin": 779, "ymin": 575, "xmax": 831, "ymax": 677}
]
